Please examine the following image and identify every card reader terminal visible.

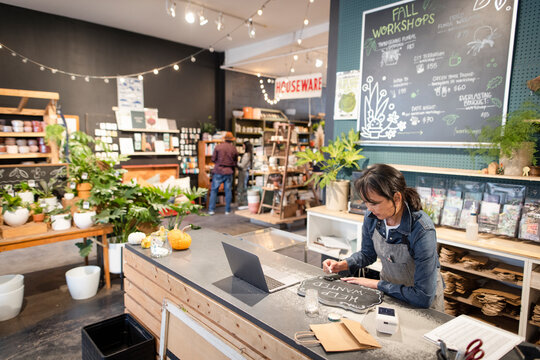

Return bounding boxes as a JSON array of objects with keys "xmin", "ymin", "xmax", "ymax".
[{"xmin": 376, "ymin": 305, "xmax": 399, "ymax": 335}]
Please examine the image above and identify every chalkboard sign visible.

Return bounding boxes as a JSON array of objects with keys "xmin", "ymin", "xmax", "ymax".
[
  {"xmin": 298, "ymin": 277, "xmax": 383, "ymax": 313},
  {"xmin": 0, "ymin": 164, "xmax": 68, "ymax": 187},
  {"xmin": 358, "ymin": 0, "xmax": 518, "ymax": 146}
]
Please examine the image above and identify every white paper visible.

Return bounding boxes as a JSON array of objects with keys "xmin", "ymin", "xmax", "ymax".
[
  {"xmin": 119, "ymin": 138, "xmax": 134, "ymax": 155},
  {"xmin": 334, "ymin": 70, "xmax": 361, "ymax": 120},
  {"xmin": 318, "ymin": 235, "xmax": 351, "ymax": 250},
  {"xmin": 424, "ymin": 315, "xmax": 522, "ymax": 360},
  {"xmin": 154, "ymin": 140, "xmax": 165, "ymax": 153}
]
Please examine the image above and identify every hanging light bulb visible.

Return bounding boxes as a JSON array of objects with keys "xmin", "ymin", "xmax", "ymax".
[
  {"xmin": 259, "ymin": 79, "xmax": 263, "ymax": 83},
  {"xmin": 290, "ymin": 68, "xmax": 295, "ymax": 73},
  {"xmin": 199, "ymin": 10, "xmax": 208, "ymax": 26},
  {"xmin": 293, "ymin": 54, "xmax": 298, "ymax": 61},
  {"xmin": 104, "ymin": 78, "xmax": 110, "ymax": 83},
  {"xmin": 260, "ymin": 84, "xmax": 264, "ymax": 89},
  {"xmin": 138, "ymin": 74, "xmax": 144, "ymax": 80},
  {"xmin": 0, "ymin": 45, "xmax": 3, "ymax": 49},
  {"xmin": 184, "ymin": 3, "xmax": 195, "ymax": 24},
  {"xmin": 310, "ymin": 0, "xmax": 314, "ymax": 3},
  {"xmin": 315, "ymin": 58, "xmax": 323, "ymax": 68},
  {"xmin": 22, "ymin": 58, "xmax": 28, "ymax": 63},
  {"xmin": 165, "ymin": 0, "xmax": 176, "ymax": 18},
  {"xmin": 40, "ymin": 66, "xmax": 44, "ymax": 71},
  {"xmin": 248, "ymin": 19, "xmax": 255, "ymax": 39},
  {"xmin": 173, "ymin": 64, "xmax": 180, "ymax": 71},
  {"xmin": 209, "ymin": 46, "xmax": 214, "ymax": 53},
  {"xmin": 51, "ymin": 69, "xmax": 57, "ymax": 74},
  {"xmin": 153, "ymin": 69, "xmax": 159, "ymax": 75},
  {"xmin": 257, "ymin": 8, "xmax": 263, "ymax": 16},
  {"xmin": 226, "ymin": 33, "xmax": 232, "ymax": 41},
  {"xmin": 191, "ymin": 56, "xmax": 196, "ymax": 63},
  {"xmin": 297, "ymin": 38, "xmax": 302, "ymax": 45},
  {"xmin": 304, "ymin": 19, "xmax": 309, "ymax": 26},
  {"xmin": 85, "ymin": 76, "xmax": 90, "ymax": 82},
  {"xmin": 71, "ymin": 75, "xmax": 76, "ymax": 80},
  {"xmin": 215, "ymin": 13, "xmax": 224, "ymax": 31},
  {"xmin": 257, "ymin": 73, "xmax": 261, "ymax": 77}
]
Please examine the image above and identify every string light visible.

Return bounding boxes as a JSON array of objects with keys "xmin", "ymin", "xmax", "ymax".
[
  {"xmin": 297, "ymin": 38, "xmax": 302, "ymax": 45},
  {"xmin": 71, "ymin": 75, "xmax": 76, "ymax": 80},
  {"xmin": 209, "ymin": 46, "xmax": 214, "ymax": 53},
  {"xmin": 303, "ymin": 19, "xmax": 309, "ymax": 25},
  {"xmin": 293, "ymin": 54, "xmax": 298, "ymax": 61},
  {"xmin": 173, "ymin": 64, "xmax": 180, "ymax": 71},
  {"xmin": 22, "ymin": 58, "xmax": 27, "ymax": 63},
  {"xmin": 315, "ymin": 58, "xmax": 323, "ymax": 68},
  {"xmin": 104, "ymin": 78, "xmax": 110, "ymax": 83},
  {"xmin": 247, "ymin": 18, "xmax": 255, "ymax": 39},
  {"xmin": 153, "ymin": 69, "xmax": 159, "ymax": 74},
  {"xmin": 138, "ymin": 75, "xmax": 144, "ymax": 80},
  {"xmin": 257, "ymin": 8, "xmax": 263, "ymax": 16},
  {"xmin": 85, "ymin": 76, "xmax": 90, "ymax": 82},
  {"xmin": 258, "ymin": 77, "xmax": 279, "ymax": 105},
  {"xmin": 191, "ymin": 56, "xmax": 196, "ymax": 62}
]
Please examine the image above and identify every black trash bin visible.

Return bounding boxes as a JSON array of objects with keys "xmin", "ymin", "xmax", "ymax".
[{"xmin": 82, "ymin": 313, "xmax": 155, "ymax": 360}]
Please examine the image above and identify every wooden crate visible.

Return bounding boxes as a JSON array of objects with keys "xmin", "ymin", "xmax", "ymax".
[{"xmin": 0, "ymin": 222, "xmax": 48, "ymax": 239}]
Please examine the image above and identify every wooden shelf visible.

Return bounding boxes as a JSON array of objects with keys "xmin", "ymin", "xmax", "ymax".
[
  {"xmin": 531, "ymin": 266, "xmax": 540, "ymax": 290},
  {"xmin": 0, "ymin": 88, "xmax": 59, "ymax": 116},
  {"xmin": 529, "ymin": 320, "xmax": 540, "ymax": 327},
  {"xmin": 444, "ymin": 293, "xmax": 520, "ymax": 321},
  {"xmin": 390, "ymin": 163, "xmax": 540, "ymax": 182},
  {"xmin": 126, "ymin": 151, "xmax": 180, "ymax": 156},
  {"xmin": 440, "ymin": 261, "xmax": 523, "ymax": 287},
  {"xmin": 118, "ymin": 128, "xmax": 180, "ymax": 134},
  {"xmin": 0, "ymin": 153, "xmax": 51, "ymax": 159},
  {"xmin": 0, "ymin": 132, "xmax": 45, "ymax": 137},
  {"xmin": 235, "ymin": 132, "xmax": 262, "ymax": 136}
]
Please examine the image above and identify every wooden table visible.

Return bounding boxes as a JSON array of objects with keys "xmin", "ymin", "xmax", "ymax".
[{"xmin": 0, "ymin": 224, "xmax": 114, "ymax": 289}]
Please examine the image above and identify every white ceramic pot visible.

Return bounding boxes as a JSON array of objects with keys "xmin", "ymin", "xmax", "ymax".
[
  {"xmin": 73, "ymin": 211, "xmax": 96, "ymax": 229},
  {"xmin": 42, "ymin": 197, "xmax": 58, "ymax": 211},
  {"xmin": 64, "ymin": 193, "xmax": 75, "ymax": 200},
  {"xmin": 3, "ymin": 207, "xmax": 30, "ymax": 227},
  {"xmin": 0, "ymin": 285, "xmax": 24, "ymax": 321},
  {"xmin": 108, "ymin": 243, "xmax": 126, "ymax": 274},
  {"xmin": 51, "ymin": 213, "xmax": 71, "ymax": 231},
  {"xmin": 65, "ymin": 266, "xmax": 100, "ymax": 300},
  {"xmin": 0, "ymin": 274, "xmax": 24, "ymax": 294},
  {"xmin": 17, "ymin": 191, "xmax": 34, "ymax": 204},
  {"xmin": 325, "ymin": 180, "xmax": 350, "ymax": 212}
]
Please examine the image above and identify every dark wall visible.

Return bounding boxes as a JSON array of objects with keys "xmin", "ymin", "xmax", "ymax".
[
  {"xmin": 224, "ymin": 71, "xmax": 327, "ymax": 129},
  {"xmin": 0, "ymin": 4, "xmax": 220, "ymax": 166}
]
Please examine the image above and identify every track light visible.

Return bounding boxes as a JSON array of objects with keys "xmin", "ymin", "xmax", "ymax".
[
  {"xmin": 297, "ymin": 38, "xmax": 302, "ymax": 45},
  {"xmin": 315, "ymin": 59, "xmax": 323, "ymax": 68},
  {"xmin": 227, "ymin": 33, "xmax": 232, "ymax": 41},
  {"xmin": 199, "ymin": 10, "xmax": 208, "ymax": 26},
  {"xmin": 185, "ymin": 4, "xmax": 195, "ymax": 24},
  {"xmin": 304, "ymin": 19, "xmax": 309, "ymax": 26},
  {"xmin": 248, "ymin": 18, "xmax": 255, "ymax": 39},
  {"xmin": 293, "ymin": 54, "xmax": 298, "ymax": 61},
  {"xmin": 165, "ymin": 0, "xmax": 176, "ymax": 18},
  {"xmin": 216, "ymin": 12, "xmax": 224, "ymax": 31}
]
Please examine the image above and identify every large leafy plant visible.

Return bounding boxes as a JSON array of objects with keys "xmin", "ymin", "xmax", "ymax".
[
  {"xmin": 1, "ymin": 190, "xmax": 25, "ymax": 214},
  {"xmin": 167, "ymin": 187, "xmax": 208, "ymax": 230},
  {"xmin": 468, "ymin": 102, "xmax": 540, "ymax": 165},
  {"xmin": 296, "ymin": 128, "xmax": 364, "ymax": 189}
]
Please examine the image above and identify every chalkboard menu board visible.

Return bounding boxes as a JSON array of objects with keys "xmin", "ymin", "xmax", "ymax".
[
  {"xmin": 358, "ymin": 0, "xmax": 518, "ymax": 146},
  {"xmin": 0, "ymin": 164, "xmax": 68, "ymax": 187}
]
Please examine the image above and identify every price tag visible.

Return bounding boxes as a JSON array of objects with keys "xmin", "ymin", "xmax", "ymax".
[
  {"xmin": 4, "ymin": 184, "xmax": 12, "ymax": 190},
  {"xmin": 82, "ymin": 172, "xmax": 88, "ymax": 180},
  {"xmin": 70, "ymin": 182, "xmax": 76, "ymax": 189},
  {"xmin": 82, "ymin": 201, "xmax": 90, "ymax": 210},
  {"xmin": 28, "ymin": 180, "xmax": 36, "ymax": 187},
  {"xmin": 8, "ymin": 190, "xmax": 15, "ymax": 197}
]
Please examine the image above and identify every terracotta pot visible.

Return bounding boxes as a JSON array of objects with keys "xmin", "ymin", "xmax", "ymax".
[
  {"xmin": 529, "ymin": 166, "xmax": 540, "ymax": 177},
  {"xmin": 76, "ymin": 183, "xmax": 92, "ymax": 200},
  {"xmin": 33, "ymin": 213, "xmax": 45, "ymax": 222}
]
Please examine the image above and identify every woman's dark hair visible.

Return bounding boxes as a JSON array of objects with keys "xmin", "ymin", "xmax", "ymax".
[
  {"xmin": 355, "ymin": 164, "xmax": 422, "ymax": 212},
  {"xmin": 244, "ymin": 141, "xmax": 253, "ymax": 168}
]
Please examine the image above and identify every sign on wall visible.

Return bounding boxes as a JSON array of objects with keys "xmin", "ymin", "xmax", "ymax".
[
  {"xmin": 275, "ymin": 73, "xmax": 323, "ymax": 99},
  {"xmin": 334, "ymin": 70, "xmax": 362, "ymax": 120},
  {"xmin": 358, "ymin": 0, "xmax": 518, "ymax": 146},
  {"xmin": 117, "ymin": 77, "xmax": 144, "ymax": 109}
]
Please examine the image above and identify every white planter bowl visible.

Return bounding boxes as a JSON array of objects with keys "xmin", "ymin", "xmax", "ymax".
[
  {"xmin": 41, "ymin": 197, "xmax": 58, "ymax": 211},
  {"xmin": 3, "ymin": 208, "xmax": 30, "ymax": 227},
  {"xmin": 17, "ymin": 191, "xmax": 34, "ymax": 204},
  {"xmin": 65, "ymin": 266, "xmax": 100, "ymax": 300},
  {"xmin": 0, "ymin": 285, "xmax": 24, "ymax": 321},
  {"xmin": 51, "ymin": 214, "xmax": 71, "ymax": 231},
  {"xmin": 64, "ymin": 193, "xmax": 75, "ymax": 200},
  {"xmin": 108, "ymin": 243, "xmax": 126, "ymax": 274},
  {"xmin": 0, "ymin": 274, "xmax": 24, "ymax": 294},
  {"xmin": 73, "ymin": 211, "xmax": 96, "ymax": 229}
]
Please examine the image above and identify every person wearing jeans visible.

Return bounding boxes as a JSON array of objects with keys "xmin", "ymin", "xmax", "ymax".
[{"xmin": 208, "ymin": 132, "xmax": 238, "ymax": 215}]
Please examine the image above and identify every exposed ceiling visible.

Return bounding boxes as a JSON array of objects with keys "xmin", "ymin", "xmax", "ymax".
[{"xmin": 2, "ymin": 0, "xmax": 330, "ymax": 82}]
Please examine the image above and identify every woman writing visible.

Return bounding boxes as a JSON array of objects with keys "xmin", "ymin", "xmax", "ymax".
[{"xmin": 323, "ymin": 164, "xmax": 444, "ymax": 310}]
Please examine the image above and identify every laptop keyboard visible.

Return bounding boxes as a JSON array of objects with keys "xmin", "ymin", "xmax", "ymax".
[{"xmin": 264, "ymin": 275, "xmax": 285, "ymax": 291}]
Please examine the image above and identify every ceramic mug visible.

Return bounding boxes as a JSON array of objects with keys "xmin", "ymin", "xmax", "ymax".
[
  {"xmin": 23, "ymin": 121, "xmax": 32, "ymax": 127},
  {"xmin": 6, "ymin": 145, "xmax": 18, "ymax": 154},
  {"xmin": 12, "ymin": 126, "xmax": 24, "ymax": 133},
  {"xmin": 3, "ymin": 125, "xmax": 12, "ymax": 132},
  {"xmin": 11, "ymin": 120, "xmax": 23, "ymax": 128},
  {"xmin": 24, "ymin": 126, "xmax": 33, "ymax": 132},
  {"xmin": 0, "ymin": 145, "xmax": 6, "ymax": 153},
  {"xmin": 16, "ymin": 139, "xmax": 27, "ymax": 146},
  {"xmin": 29, "ymin": 145, "xmax": 39, "ymax": 153},
  {"xmin": 5, "ymin": 137, "xmax": 16, "ymax": 145},
  {"xmin": 27, "ymin": 139, "xmax": 37, "ymax": 146}
]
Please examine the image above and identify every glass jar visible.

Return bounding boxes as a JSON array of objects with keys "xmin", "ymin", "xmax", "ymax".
[{"xmin": 150, "ymin": 234, "xmax": 172, "ymax": 258}]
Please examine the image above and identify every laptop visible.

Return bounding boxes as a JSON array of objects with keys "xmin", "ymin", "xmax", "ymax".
[{"xmin": 221, "ymin": 242, "xmax": 302, "ymax": 293}]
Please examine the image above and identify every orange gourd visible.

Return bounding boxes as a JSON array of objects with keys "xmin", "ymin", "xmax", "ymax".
[{"xmin": 168, "ymin": 225, "xmax": 192, "ymax": 250}]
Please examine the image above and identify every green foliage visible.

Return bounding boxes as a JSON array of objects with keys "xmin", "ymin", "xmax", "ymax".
[
  {"xmin": 199, "ymin": 122, "xmax": 216, "ymax": 134},
  {"xmin": 296, "ymin": 128, "xmax": 364, "ymax": 189},
  {"xmin": 468, "ymin": 102, "xmax": 540, "ymax": 166},
  {"xmin": 166, "ymin": 187, "xmax": 208, "ymax": 230},
  {"xmin": 45, "ymin": 124, "xmax": 65, "ymax": 147},
  {"xmin": 31, "ymin": 202, "xmax": 44, "ymax": 215},
  {"xmin": 15, "ymin": 181, "xmax": 32, "ymax": 192},
  {"xmin": 75, "ymin": 241, "xmax": 93, "ymax": 257},
  {"xmin": 1, "ymin": 190, "xmax": 25, "ymax": 214},
  {"xmin": 33, "ymin": 177, "xmax": 59, "ymax": 198}
]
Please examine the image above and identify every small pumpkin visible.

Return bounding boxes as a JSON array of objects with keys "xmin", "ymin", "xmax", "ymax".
[
  {"xmin": 168, "ymin": 225, "xmax": 192, "ymax": 250},
  {"xmin": 141, "ymin": 236, "xmax": 152, "ymax": 249}
]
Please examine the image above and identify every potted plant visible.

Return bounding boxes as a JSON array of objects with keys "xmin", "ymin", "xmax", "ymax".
[
  {"xmin": 15, "ymin": 181, "xmax": 34, "ymax": 205},
  {"xmin": 47, "ymin": 206, "xmax": 72, "ymax": 231},
  {"xmin": 200, "ymin": 121, "xmax": 216, "ymax": 140},
  {"xmin": 73, "ymin": 199, "xmax": 96, "ymax": 230},
  {"xmin": 1, "ymin": 190, "xmax": 30, "ymax": 227},
  {"xmin": 31, "ymin": 202, "xmax": 45, "ymax": 222},
  {"xmin": 64, "ymin": 182, "xmax": 76, "ymax": 200},
  {"xmin": 296, "ymin": 128, "xmax": 364, "ymax": 211},
  {"xmin": 34, "ymin": 177, "xmax": 59, "ymax": 210},
  {"xmin": 468, "ymin": 102, "xmax": 540, "ymax": 176}
]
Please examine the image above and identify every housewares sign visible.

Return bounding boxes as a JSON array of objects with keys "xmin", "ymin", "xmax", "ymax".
[{"xmin": 275, "ymin": 73, "xmax": 322, "ymax": 99}]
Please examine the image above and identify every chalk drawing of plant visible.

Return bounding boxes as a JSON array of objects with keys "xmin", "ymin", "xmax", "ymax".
[
  {"xmin": 361, "ymin": 76, "xmax": 404, "ymax": 139},
  {"xmin": 364, "ymin": 38, "xmax": 376, "ymax": 57},
  {"xmin": 473, "ymin": 0, "xmax": 508, "ymax": 11},
  {"xmin": 9, "ymin": 168, "xmax": 29, "ymax": 179},
  {"xmin": 467, "ymin": 26, "xmax": 499, "ymax": 56}
]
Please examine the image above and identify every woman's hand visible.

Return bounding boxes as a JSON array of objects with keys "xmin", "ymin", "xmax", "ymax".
[
  {"xmin": 322, "ymin": 259, "xmax": 348, "ymax": 274},
  {"xmin": 341, "ymin": 277, "xmax": 380, "ymax": 289}
]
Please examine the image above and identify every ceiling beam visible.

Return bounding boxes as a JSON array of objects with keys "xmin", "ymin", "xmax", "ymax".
[{"xmin": 224, "ymin": 22, "xmax": 329, "ymax": 66}]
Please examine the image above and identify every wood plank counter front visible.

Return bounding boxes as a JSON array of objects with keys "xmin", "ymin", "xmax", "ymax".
[{"xmin": 124, "ymin": 228, "xmax": 451, "ymax": 360}]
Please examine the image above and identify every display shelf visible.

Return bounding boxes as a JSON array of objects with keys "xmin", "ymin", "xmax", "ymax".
[
  {"xmin": 0, "ymin": 153, "xmax": 51, "ymax": 159},
  {"xmin": 532, "ymin": 267, "xmax": 540, "ymax": 290},
  {"xmin": 444, "ymin": 293, "xmax": 520, "ymax": 321},
  {"xmin": 390, "ymin": 164, "xmax": 540, "ymax": 182},
  {"xmin": 0, "ymin": 132, "xmax": 46, "ymax": 137},
  {"xmin": 125, "ymin": 151, "xmax": 180, "ymax": 156},
  {"xmin": 118, "ymin": 128, "xmax": 180, "ymax": 134},
  {"xmin": 440, "ymin": 261, "xmax": 523, "ymax": 287},
  {"xmin": 530, "ymin": 321, "xmax": 540, "ymax": 328},
  {"xmin": 235, "ymin": 132, "xmax": 263, "ymax": 136}
]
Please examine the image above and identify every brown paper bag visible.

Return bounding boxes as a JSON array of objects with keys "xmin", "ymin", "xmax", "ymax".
[{"xmin": 295, "ymin": 319, "xmax": 381, "ymax": 352}]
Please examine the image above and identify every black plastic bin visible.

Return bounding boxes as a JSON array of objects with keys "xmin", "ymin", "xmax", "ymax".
[{"xmin": 82, "ymin": 313, "xmax": 155, "ymax": 360}]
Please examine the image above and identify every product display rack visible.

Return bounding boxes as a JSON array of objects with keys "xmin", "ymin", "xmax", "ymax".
[{"xmin": 0, "ymin": 88, "xmax": 60, "ymax": 163}]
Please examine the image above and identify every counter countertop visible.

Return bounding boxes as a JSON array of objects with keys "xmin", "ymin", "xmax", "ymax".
[{"xmin": 126, "ymin": 228, "xmax": 451, "ymax": 360}]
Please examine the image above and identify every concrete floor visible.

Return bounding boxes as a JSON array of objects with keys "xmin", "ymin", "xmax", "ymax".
[{"xmin": 0, "ymin": 208, "xmax": 319, "ymax": 359}]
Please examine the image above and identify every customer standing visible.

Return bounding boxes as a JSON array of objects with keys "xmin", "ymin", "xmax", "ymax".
[
  {"xmin": 323, "ymin": 164, "xmax": 444, "ymax": 310},
  {"xmin": 236, "ymin": 141, "xmax": 253, "ymax": 208},
  {"xmin": 208, "ymin": 132, "xmax": 238, "ymax": 215}
]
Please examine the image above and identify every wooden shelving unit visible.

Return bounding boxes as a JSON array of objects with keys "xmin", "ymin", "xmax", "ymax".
[
  {"xmin": 118, "ymin": 128, "xmax": 180, "ymax": 134},
  {"xmin": 126, "ymin": 151, "xmax": 180, "ymax": 156},
  {"xmin": 0, "ymin": 88, "xmax": 60, "ymax": 163},
  {"xmin": 440, "ymin": 260, "xmax": 523, "ymax": 287},
  {"xmin": 197, "ymin": 140, "xmax": 227, "ymax": 207}
]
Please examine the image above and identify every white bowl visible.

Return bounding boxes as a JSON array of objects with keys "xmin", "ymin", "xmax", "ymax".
[
  {"xmin": 65, "ymin": 266, "xmax": 100, "ymax": 300},
  {"xmin": 11, "ymin": 120, "xmax": 23, "ymax": 128},
  {"xmin": 0, "ymin": 274, "xmax": 24, "ymax": 294},
  {"xmin": 0, "ymin": 285, "xmax": 24, "ymax": 321},
  {"xmin": 232, "ymin": 110, "xmax": 244, "ymax": 118},
  {"xmin": 3, "ymin": 207, "xmax": 30, "ymax": 227},
  {"xmin": 73, "ymin": 211, "xmax": 96, "ymax": 229}
]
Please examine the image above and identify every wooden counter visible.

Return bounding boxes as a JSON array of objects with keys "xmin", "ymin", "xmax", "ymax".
[{"xmin": 124, "ymin": 228, "xmax": 452, "ymax": 360}]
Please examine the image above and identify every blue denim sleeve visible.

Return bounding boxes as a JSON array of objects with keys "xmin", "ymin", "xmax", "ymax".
[
  {"xmin": 345, "ymin": 220, "xmax": 377, "ymax": 274},
  {"xmin": 377, "ymin": 228, "xmax": 439, "ymax": 308}
]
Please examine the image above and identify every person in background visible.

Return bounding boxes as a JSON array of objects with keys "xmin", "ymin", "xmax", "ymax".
[
  {"xmin": 323, "ymin": 164, "xmax": 444, "ymax": 310},
  {"xmin": 208, "ymin": 132, "xmax": 238, "ymax": 215},
  {"xmin": 236, "ymin": 141, "xmax": 253, "ymax": 209}
]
